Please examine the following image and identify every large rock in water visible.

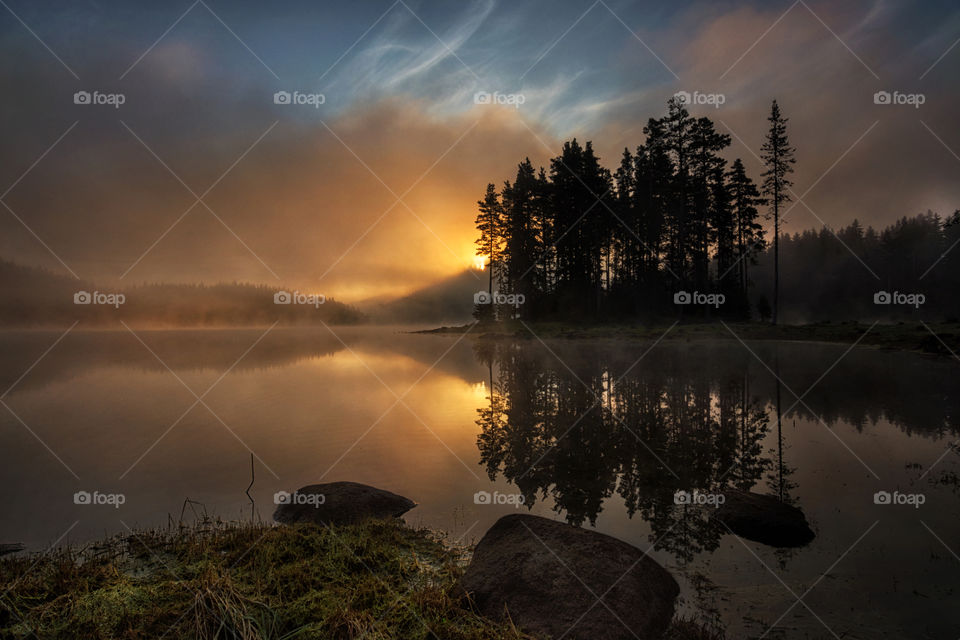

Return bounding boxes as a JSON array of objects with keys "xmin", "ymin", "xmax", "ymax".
[
  {"xmin": 712, "ymin": 489, "xmax": 815, "ymax": 548},
  {"xmin": 460, "ymin": 514, "xmax": 678, "ymax": 640},
  {"xmin": 272, "ymin": 482, "xmax": 415, "ymax": 526}
]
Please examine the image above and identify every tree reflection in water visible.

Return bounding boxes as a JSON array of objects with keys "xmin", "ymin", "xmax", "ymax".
[{"xmin": 473, "ymin": 341, "xmax": 775, "ymax": 562}]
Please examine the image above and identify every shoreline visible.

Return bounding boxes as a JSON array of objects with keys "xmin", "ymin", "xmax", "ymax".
[
  {"xmin": 413, "ymin": 321, "xmax": 960, "ymax": 358},
  {"xmin": 0, "ymin": 517, "xmax": 718, "ymax": 640}
]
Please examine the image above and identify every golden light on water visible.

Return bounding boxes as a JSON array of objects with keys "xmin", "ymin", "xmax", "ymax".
[{"xmin": 472, "ymin": 381, "xmax": 488, "ymax": 400}]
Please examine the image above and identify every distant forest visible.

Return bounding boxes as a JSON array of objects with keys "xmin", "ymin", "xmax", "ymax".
[
  {"xmin": 753, "ymin": 212, "xmax": 960, "ymax": 322},
  {"xmin": 0, "ymin": 260, "xmax": 365, "ymax": 327},
  {"xmin": 474, "ymin": 98, "xmax": 960, "ymax": 323}
]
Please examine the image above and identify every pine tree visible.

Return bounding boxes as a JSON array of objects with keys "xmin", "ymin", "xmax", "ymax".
[
  {"xmin": 501, "ymin": 160, "xmax": 541, "ymax": 318},
  {"xmin": 662, "ymin": 98, "xmax": 695, "ymax": 284},
  {"xmin": 711, "ymin": 164, "xmax": 735, "ymax": 307},
  {"xmin": 760, "ymin": 100, "xmax": 795, "ymax": 325},
  {"xmin": 689, "ymin": 117, "xmax": 731, "ymax": 295},
  {"xmin": 550, "ymin": 140, "xmax": 589, "ymax": 317},
  {"xmin": 635, "ymin": 125, "xmax": 672, "ymax": 306},
  {"xmin": 727, "ymin": 158, "xmax": 766, "ymax": 312},
  {"xmin": 613, "ymin": 148, "xmax": 636, "ymax": 295},
  {"xmin": 474, "ymin": 183, "xmax": 502, "ymax": 322},
  {"xmin": 581, "ymin": 141, "xmax": 614, "ymax": 316}
]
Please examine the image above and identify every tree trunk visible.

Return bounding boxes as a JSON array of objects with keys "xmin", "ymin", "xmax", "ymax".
[
  {"xmin": 489, "ymin": 256, "xmax": 495, "ymax": 322},
  {"xmin": 773, "ymin": 183, "xmax": 780, "ymax": 326}
]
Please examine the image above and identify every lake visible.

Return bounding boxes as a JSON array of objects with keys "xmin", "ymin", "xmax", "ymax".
[{"xmin": 1, "ymin": 327, "xmax": 957, "ymax": 639}]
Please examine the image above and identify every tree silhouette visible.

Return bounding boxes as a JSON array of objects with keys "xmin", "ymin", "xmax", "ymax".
[
  {"xmin": 760, "ymin": 100, "xmax": 796, "ymax": 325},
  {"xmin": 470, "ymin": 99, "xmax": 765, "ymax": 322},
  {"xmin": 467, "ymin": 98, "xmax": 957, "ymax": 324},
  {"xmin": 474, "ymin": 183, "xmax": 502, "ymax": 322},
  {"xmin": 727, "ymin": 158, "xmax": 767, "ymax": 317},
  {"xmin": 689, "ymin": 117, "xmax": 731, "ymax": 298},
  {"xmin": 500, "ymin": 159, "xmax": 543, "ymax": 318}
]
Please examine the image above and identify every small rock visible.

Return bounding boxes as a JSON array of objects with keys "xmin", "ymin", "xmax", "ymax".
[
  {"xmin": 460, "ymin": 514, "xmax": 678, "ymax": 640},
  {"xmin": 712, "ymin": 489, "xmax": 815, "ymax": 548},
  {"xmin": 272, "ymin": 481, "xmax": 415, "ymax": 526}
]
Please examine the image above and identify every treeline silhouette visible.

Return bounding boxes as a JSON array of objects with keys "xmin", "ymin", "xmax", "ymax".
[
  {"xmin": 474, "ymin": 97, "xmax": 779, "ymax": 322},
  {"xmin": 474, "ymin": 98, "xmax": 959, "ymax": 323},
  {"xmin": 753, "ymin": 211, "xmax": 960, "ymax": 322},
  {"xmin": 0, "ymin": 259, "xmax": 364, "ymax": 327}
]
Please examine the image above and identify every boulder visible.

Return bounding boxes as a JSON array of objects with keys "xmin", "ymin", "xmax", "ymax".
[
  {"xmin": 272, "ymin": 481, "xmax": 415, "ymax": 526},
  {"xmin": 712, "ymin": 489, "xmax": 815, "ymax": 548},
  {"xmin": 460, "ymin": 514, "xmax": 678, "ymax": 640}
]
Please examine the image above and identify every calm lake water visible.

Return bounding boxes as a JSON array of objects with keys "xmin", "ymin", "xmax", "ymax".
[{"xmin": 1, "ymin": 327, "xmax": 958, "ymax": 639}]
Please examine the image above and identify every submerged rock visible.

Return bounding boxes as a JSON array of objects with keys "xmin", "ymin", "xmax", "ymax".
[
  {"xmin": 272, "ymin": 481, "xmax": 415, "ymax": 526},
  {"xmin": 713, "ymin": 489, "xmax": 815, "ymax": 548},
  {"xmin": 459, "ymin": 514, "xmax": 678, "ymax": 640}
]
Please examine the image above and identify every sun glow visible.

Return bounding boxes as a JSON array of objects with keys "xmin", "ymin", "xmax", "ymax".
[{"xmin": 471, "ymin": 381, "xmax": 488, "ymax": 400}]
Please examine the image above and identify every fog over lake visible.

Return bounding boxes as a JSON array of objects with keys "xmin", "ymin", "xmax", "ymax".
[{"xmin": 2, "ymin": 327, "xmax": 957, "ymax": 637}]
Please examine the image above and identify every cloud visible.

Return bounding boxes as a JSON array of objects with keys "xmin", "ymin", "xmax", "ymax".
[
  {"xmin": 588, "ymin": 0, "xmax": 960, "ymax": 235},
  {"xmin": 1, "ymin": 0, "xmax": 958, "ymax": 302},
  {"xmin": 322, "ymin": 0, "xmax": 495, "ymax": 110},
  {"xmin": 0, "ymin": 46, "xmax": 553, "ymax": 300}
]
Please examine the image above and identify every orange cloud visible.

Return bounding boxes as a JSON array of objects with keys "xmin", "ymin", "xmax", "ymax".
[{"xmin": 2, "ymin": 99, "xmax": 555, "ymax": 302}]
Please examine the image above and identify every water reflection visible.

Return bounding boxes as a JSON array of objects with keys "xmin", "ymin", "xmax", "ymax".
[
  {"xmin": 2, "ymin": 329, "xmax": 959, "ymax": 636},
  {"xmin": 474, "ymin": 339, "xmax": 958, "ymax": 562}
]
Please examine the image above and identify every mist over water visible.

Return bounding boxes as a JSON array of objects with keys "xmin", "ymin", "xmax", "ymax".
[{"xmin": 1, "ymin": 327, "xmax": 957, "ymax": 637}]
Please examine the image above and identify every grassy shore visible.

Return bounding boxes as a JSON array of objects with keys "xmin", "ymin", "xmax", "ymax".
[
  {"xmin": 420, "ymin": 321, "xmax": 960, "ymax": 356},
  {"xmin": 0, "ymin": 520, "xmax": 524, "ymax": 640},
  {"xmin": 0, "ymin": 519, "xmax": 718, "ymax": 640}
]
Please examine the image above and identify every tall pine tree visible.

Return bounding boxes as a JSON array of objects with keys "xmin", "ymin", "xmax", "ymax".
[
  {"xmin": 474, "ymin": 183, "xmax": 502, "ymax": 322},
  {"xmin": 760, "ymin": 100, "xmax": 795, "ymax": 325}
]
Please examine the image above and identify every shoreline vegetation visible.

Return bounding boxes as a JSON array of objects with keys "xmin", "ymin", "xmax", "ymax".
[
  {"xmin": 416, "ymin": 320, "xmax": 960, "ymax": 357},
  {"xmin": 0, "ymin": 518, "xmax": 717, "ymax": 640}
]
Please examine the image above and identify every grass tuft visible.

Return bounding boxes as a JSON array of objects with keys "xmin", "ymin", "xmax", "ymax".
[
  {"xmin": 0, "ymin": 518, "xmax": 721, "ymax": 639},
  {"xmin": 0, "ymin": 519, "xmax": 533, "ymax": 640}
]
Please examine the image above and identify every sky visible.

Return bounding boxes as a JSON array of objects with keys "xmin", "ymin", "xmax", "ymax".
[{"xmin": 1, "ymin": 0, "xmax": 959, "ymax": 300}]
